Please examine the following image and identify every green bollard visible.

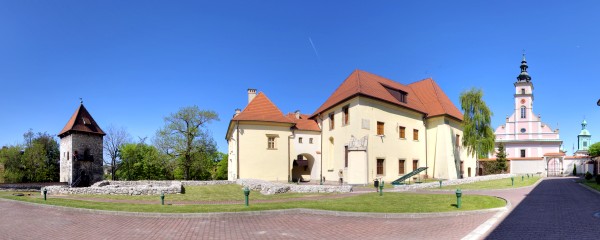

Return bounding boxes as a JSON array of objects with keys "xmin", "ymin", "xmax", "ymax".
[
  {"xmin": 511, "ymin": 177, "xmax": 514, "ymax": 186},
  {"xmin": 522, "ymin": 175, "xmax": 524, "ymax": 181},
  {"xmin": 43, "ymin": 188, "xmax": 47, "ymax": 201},
  {"xmin": 160, "ymin": 192, "xmax": 165, "ymax": 205},
  {"xmin": 244, "ymin": 187, "xmax": 250, "ymax": 206},
  {"xmin": 439, "ymin": 180, "xmax": 443, "ymax": 189},
  {"xmin": 455, "ymin": 189, "xmax": 462, "ymax": 208},
  {"xmin": 379, "ymin": 181, "xmax": 384, "ymax": 196}
]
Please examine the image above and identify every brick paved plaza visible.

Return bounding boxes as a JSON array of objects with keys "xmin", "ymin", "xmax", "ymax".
[{"xmin": 1, "ymin": 178, "xmax": 600, "ymax": 239}]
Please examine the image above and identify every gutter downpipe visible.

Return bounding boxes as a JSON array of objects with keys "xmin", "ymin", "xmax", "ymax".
[
  {"xmin": 236, "ymin": 121, "xmax": 240, "ymax": 180},
  {"xmin": 289, "ymin": 129, "xmax": 295, "ymax": 183},
  {"xmin": 424, "ymin": 115, "xmax": 428, "ymax": 178},
  {"xmin": 318, "ymin": 114, "xmax": 323, "ymax": 185}
]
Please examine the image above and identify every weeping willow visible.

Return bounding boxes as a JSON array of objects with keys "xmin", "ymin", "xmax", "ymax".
[{"xmin": 460, "ymin": 88, "xmax": 495, "ymax": 159}]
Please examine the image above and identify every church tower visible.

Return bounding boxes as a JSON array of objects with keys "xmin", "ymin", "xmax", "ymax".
[
  {"xmin": 58, "ymin": 101, "xmax": 105, "ymax": 187},
  {"xmin": 514, "ymin": 54, "xmax": 534, "ymax": 127},
  {"xmin": 576, "ymin": 120, "xmax": 591, "ymax": 156}
]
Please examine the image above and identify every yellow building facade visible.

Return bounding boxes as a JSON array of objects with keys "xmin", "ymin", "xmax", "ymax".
[{"xmin": 226, "ymin": 70, "xmax": 476, "ymax": 184}]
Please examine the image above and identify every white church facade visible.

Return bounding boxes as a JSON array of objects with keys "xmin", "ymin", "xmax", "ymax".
[{"xmin": 487, "ymin": 55, "xmax": 592, "ymax": 176}]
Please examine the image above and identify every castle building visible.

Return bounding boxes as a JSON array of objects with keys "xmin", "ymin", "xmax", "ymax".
[
  {"xmin": 58, "ymin": 102, "xmax": 105, "ymax": 187},
  {"xmin": 226, "ymin": 70, "xmax": 476, "ymax": 184}
]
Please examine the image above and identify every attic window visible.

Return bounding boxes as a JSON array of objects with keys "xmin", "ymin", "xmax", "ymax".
[
  {"xmin": 82, "ymin": 117, "xmax": 92, "ymax": 125},
  {"xmin": 383, "ymin": 85, "xmax": 407, "ymax": 103}
]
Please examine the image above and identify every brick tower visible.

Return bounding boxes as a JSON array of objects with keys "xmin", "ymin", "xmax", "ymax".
[{"xmin": 58, "ymin": 101, "xmax": 105, "ymax": 187}]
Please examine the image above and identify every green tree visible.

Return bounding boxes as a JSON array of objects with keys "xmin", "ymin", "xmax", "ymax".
[
  {"xmin": 495, "ymin": 143, "xmax": 508, "ymax": 173},
  {"xmin": 0, "ymin": 145, "xmax": 25, "ymax": 183},
  {"xmin": 214, "ymin": 153, "xmax": 228, "ymax": 180},
  {"xmin": 155, "ymin": 106, "xmax": 219, "ymax": 180},
  {"xmin": 0, "ymin": 131, "xmax": 59, "ymax": 183},
  {"xmin": 460, "ymin": 88, "xmax": 496, "ymax": 159},
  {"xmin": 117, "ymin": 142, "xmax": 166, "ymax": 180},
  {"xmin": 588, "ymin": 142, "xmax": 600, "ymax": 157}
]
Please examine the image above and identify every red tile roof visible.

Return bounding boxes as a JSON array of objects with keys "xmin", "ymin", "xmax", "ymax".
[
  {"xmin": 286, "ymin": 113, "xmax": 321, "ymax": 132},
  {"xmin": 58, "ymin": 104, "xmax": 105, "ymax": 137},
  {"xmin": 408, "ymin": 78, "xmax": 463, "ymax": 121},
  {"xmin": 544, "ymin": 152, "xmax": 566, "ymax": 157},
  {"xmin": 310, "ymin": 70, "xmax": 463, "ymax": 121},
  {"xmin": 232, "ymin": 92, "xmax": 294, "ymax": 124}
]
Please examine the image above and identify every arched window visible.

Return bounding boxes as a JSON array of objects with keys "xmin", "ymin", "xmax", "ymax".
[
  {"xmin": 521, "ymin": 88, "xmax": 525, "ymax": 94},
  {"xmin": 520, "ymin": 106, "xmax": 526, "ymax": 119}
]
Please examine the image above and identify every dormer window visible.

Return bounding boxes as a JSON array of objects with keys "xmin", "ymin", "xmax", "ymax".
[
  {"xmin": 383, "ymin": 85, "xmax": 407, "ymax": 104},
  {"xmin": 82, "ymin": 117, "xmax": 91, "ymax": 125}
]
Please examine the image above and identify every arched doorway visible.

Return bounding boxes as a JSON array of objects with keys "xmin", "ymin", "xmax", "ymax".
[{"xmin": 292, "ymin": 154, "xmax": 314, "ymax": 182}]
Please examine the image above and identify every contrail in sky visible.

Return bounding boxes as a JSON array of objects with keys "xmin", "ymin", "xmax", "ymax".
[{"xmin": 308, "ymin": 37, "xmax": 321, "ymax": 62}]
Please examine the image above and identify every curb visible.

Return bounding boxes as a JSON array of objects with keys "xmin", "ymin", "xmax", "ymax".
[{"xmin": 0, "ymin": 197, "xmax": 507, "ymax": 219}]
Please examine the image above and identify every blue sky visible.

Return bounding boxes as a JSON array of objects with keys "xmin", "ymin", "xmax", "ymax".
[{"xmin": 1, "ymin": 1, "xmax": 599, "ymax": 155}]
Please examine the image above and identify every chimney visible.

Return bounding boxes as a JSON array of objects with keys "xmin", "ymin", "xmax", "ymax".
[
  {"xmin": 248, "ymin": 89, "xmax": 257, "ymax": 103},
  {"xmin": 295, "ymin": 110, "xmax": 301, "ymax": 119},
  {"xmin": 234, "ymin": 108, "xmax": 241, "ymax": 117}
]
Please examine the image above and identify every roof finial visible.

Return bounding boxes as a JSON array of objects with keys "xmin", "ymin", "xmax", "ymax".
[
  {"xmin": 522, "ymin": 49, "xmax": 526, "ymax": 61},
  {"xmin": 80, "ymin": 97, "xmax": 83, "ymax": 104}
]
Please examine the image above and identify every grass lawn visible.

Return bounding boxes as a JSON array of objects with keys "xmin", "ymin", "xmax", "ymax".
[
  {"xmin": 582, "ymin": 179, "xmax": 600, "ymax": 192},
  {"xmin": 437, "ymin": 176, "xmax": 541, "ymax": 190},
  {"xmin": 48, "ymin": 184, "xmax": 332, "ymax": 202},
  {"xmin": 0, "ymin": 191, "xmax": 505, "ymax": 213}
]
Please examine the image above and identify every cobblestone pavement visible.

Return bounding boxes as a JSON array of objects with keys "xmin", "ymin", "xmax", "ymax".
[
  {"xmin": 485, "ymin": 177, "xmax": 600, "ymax": 239},
  {"xmin": 0, "ymin": 198, "xmax": 495, "ymax": 240}
]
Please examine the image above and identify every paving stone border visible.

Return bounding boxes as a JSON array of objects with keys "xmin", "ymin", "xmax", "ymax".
[
  {"xmin": 0, "ymin": 197, "xmax": 507, "ymax": 219},
  {"xmin": 391, "ymin": 174, "xmax": 516, "ymax": 191}
]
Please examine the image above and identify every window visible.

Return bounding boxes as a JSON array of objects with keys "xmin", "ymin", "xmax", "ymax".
[
  {"xmin": 268, "ymin": 137, "xmax": 276, "ymax": 149},
  {"xmin": 520, "ymin": 149, "xmax": 526, "ymax": 158},
  {"xmin": 67, "ymin": 151, "xmax": 69, "ymax": 160},
  {"xmin": 377, "ymin": 122, "xmax": 384, "ymax": 135},
  {"xmin": 342, "ymin": 105, "xmax": 349, "ymax": 125},
  {"xmin": 377, "ymin": 159, "xmax": 385, "ymax": 175},
  {"xmin": 520, "ymin": 106, "xmax": 526, "ymax": 119},
  {"xmin": 329, "ymin": 113, "xmax": 335, "ymax": 130},
  {"xmin": 521, "ymin": 88, "xmax": 525, "ymax": 94},
  {"xmin": 399, "ymin": 126, "xmax": 406, "ymax": 139},
  {"xmin": 455, "ymin": 134, "xmax": 460, "ymax": 148},
  {"xmin": 399, "ymin": 160, "xmax": 405, "ymax": 174},
  {"xmin": 413, "ymin": 160, "xmax": 418, "ymax": 171},
  {"xmin": 309, "ymin": 138, "xmax": 313, "ymax": 144},
  {"xmin": 384, "ymin": 85, "xmax": 407, "ymax": 103},
  {"xmin": 584, "ymin": 141, "xmax": 588, "ymax": 147},
  {"xmin": 299, "ymin": 137, "xmax": 303, "ymax": 143},
  {"xmin": 413, "ymin": 129, "xmax": 419, "ymax": 140},
  {"xmin": 344, "ymin": 146, "xmax": 349, "ymax": 168}
]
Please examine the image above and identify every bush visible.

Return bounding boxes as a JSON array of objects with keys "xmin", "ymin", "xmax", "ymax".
[
  {"xmin": 596, "ymin": 175, "xmax": 600, "ymax": 185},
  {"xmin": 585, "ymin": 172, "xmax": 593, "ymax": 181}
]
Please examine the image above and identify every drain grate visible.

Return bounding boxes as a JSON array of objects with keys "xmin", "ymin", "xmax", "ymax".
[{"xmin": 594, "ymin": 212, "xmax": 600, "ymax": 219}]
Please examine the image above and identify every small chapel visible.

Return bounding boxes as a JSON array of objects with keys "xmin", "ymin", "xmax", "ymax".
[{"xmin": 58, "ymin": 101, "xmax": 105, "ymax": 187}]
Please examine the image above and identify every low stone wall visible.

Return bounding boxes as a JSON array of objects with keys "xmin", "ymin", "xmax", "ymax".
[
  {"xmin": 391, "ymin": 174, "xmax": 516, "ymax": 191},
  {"xmin": 237, "ymin": 179, "xmax": 353, "ymax": 195},
  {"xmin": 0, "ymin": 182, "xmax": 67, "ymax": 191},
  {"xmin": 181, "ymin": 180, "xmax": 235, "ymax": 186},
  {"xmin": 44, "ymin": 180, "xmax": 182, "ymax": 195},
  {"xmin": 42, "ymin": 179, "xmax": 354, "ymax": 196}
]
